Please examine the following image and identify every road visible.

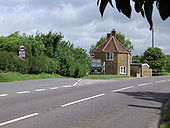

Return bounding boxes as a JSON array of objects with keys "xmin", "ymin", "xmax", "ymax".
[{"xmin": 0, "ymin": 77, "xmax": 170, "ymax": 128}]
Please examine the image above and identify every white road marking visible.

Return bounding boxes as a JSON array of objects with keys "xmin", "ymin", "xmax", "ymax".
[
  {"xmin": 137, "ymin": 82, "xmax": 152, "ymax": 87},
  {"xmin": 0, "ymin": 94, "xmax": 8, "ymax": 97},
  {"xmin": 72, "ymin": 79, "xmax": 81, "ymax": 87},
  {"xmin": 16, "ymin": 91, "xmax": 30, "ymax": 94},
  {"xmin": 35, "ymin": 89, "xmax": 46, "ymax": 92},
  {"xmin": 49, "ymin": 87, "xmax": 59, "ymax": 90},
  {"xmin": 112, "ymin": 86, "xmax": 134, "ymax": 93},
  {"xmin": 78, "ymin": 79, "xmax": 82, "ymax": 82},
  {"xmin": 0, "ymin": 113, "xmax": 39, "ymax": 127},
  {"xmin": 62, "ymin": 85, "xmax": 72, "ymax": 88},
  {"xmin": 73, "ymin": 82, "xmax": 79, "ymax": 87},
  {"xmin": 61, "ymin": 93, "xmax": 105, "ymax": 107},
  {"xmin": 156, "ymin": 80, "xmax": 166, "ymax": 83}
]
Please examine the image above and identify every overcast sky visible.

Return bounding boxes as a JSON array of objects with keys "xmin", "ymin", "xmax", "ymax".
[{"xmin": 0, "ymin": 0, "xmax": 170, "ymax": 55}]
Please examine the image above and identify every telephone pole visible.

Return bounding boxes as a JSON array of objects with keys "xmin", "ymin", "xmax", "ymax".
[{"xmin": 152, "ymin": 28, "xmax": 155, "ymax": 48}]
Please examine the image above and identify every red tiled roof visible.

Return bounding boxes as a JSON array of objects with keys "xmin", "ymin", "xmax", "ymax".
[{"xmin": 93, "ymin": 35, "xmax": 130, "ymax": 54}]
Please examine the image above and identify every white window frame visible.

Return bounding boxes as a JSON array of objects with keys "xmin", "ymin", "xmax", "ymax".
[
  {"xmin": 106, "ymin": 52, "xmax": 114, "ymax": 60},
  {"xmin": 120, "ymin": 66, "xmax": 126, "ymax": 75}
]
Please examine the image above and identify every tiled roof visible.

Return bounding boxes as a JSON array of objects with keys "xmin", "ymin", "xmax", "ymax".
[{"xmin": 93, "ymin": 35, "xmax": 130, "ymax": 54}]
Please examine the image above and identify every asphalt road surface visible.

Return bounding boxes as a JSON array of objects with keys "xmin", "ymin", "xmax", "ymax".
[{"xmin": 0, "ymin": 77, "xmax": 170, "ymax": 128}]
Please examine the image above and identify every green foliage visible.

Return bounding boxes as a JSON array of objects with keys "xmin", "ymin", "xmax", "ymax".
[
  {"xmin": 141, "ymin": 47, "xmax": 167, "ymax": 71},
  {"xmin": 165, "ymin": 55, "xmax": 170, "ymax": 72},
  {"xmin": 0, "ymin": 32, "xmax": 24, "ymax": 52},
  {"xmin": 90, "ymin": 32, "xmax": 134, "ymax": 52},
  {"xmin": 0, "ymin": 31, "xmax": 90, "ymax": 78},
  {"xmin": 160, "ymin": 124, "xmax": 170, "ymax": 128},
  {"xmin": 116, "ymin": 32, "xmax": 134, "ymax": 51},
  {"xmin": 0, "ymin": 51, "xmax": 30, "ymax": 74},
  {"xmin": 0, "ymin": 72, "xmax": 69, "ymax": 83},
  {"xmin": 35, "ymin": 31, "xmax": 63, "ymax": 58},
  {"xmin": 73, "ymin": 48, "xmax": 90, "ymax": 77},
  {"xmin": 132, "ymin": 55, "xmax": 142, "ymax": 63},
  {"xmin": 29, "ymin": 56, "xmax": 59, "ymax": 74}
]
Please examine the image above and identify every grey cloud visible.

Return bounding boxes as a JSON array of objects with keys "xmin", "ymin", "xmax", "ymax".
[{"xmin": 0, "ymin": 0, "xmax": 169, "ymax": 55}]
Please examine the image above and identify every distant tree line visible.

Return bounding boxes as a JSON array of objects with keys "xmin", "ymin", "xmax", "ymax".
[
  {"xmin": 132, "ymin": 47, "xmax": 170, "ymax": 74},
  {"xmin": 0, "ymin": 31, "xmax": 90, "ymax": 77}
]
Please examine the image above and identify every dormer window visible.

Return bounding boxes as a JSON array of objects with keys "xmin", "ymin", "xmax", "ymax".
[{"xmin": 106, "ymin": 52, "xmax": 114, "ymax": 60}]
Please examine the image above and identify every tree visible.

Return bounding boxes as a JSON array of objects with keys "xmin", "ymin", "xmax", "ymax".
[
  {"xmin": 97, "ymin": 0, "xmax": 170, "ymax": 30},
  {"xmin": 165, "ymin": 55, "xmax": 170, "ymax": 73},
  {"xmin": 132, "ymin": 55, "xmax": 142, "ymax": 63},
  {"xmin": 141, "ymin": 47, "xmax": 167, "ymax": 71},
  {"xmin": 116, "ymin": 32, "xmax": 134, "ymax": 51},
  {"xmin": 90, "ymin": 32, "xmax": 134, "ymax": 52},
  {"xmin": 90, "ymin": 35, "xmax": 106, "ymax": 52}
]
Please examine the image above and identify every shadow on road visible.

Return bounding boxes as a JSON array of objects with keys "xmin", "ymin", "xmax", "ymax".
[{"xmin": 116, "ymin": 91, "xmax": 170, "ymax": 110}]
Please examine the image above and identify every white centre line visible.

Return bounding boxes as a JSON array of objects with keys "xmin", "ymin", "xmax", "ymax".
[
  {"xmin": 35, "ymin": 89, "xmax": 46, "ymax": 92},
  {"xmin": 112, "ymin": 86, "xmax": 134, "ymax": 93},
  {"xmin": 156, "ymin": 80, "xmax": 166, "ymax": 83},
  {"xmin": 61, "ymin": 93, "xmax": 105, "ymax": 107},
  {"xmin": 0, "ymin": 94, "xmax": 8, "ymax": 97},
  {"xmin": 16, "ymin": 91, "xmax": 30, "ymax": 94},
  {"xmin": 0, "ymin": 113, "xmax": 39, "ymax": 127},
  {"xmin": 49, "ymin": 87, "xmax": 59, "ymax": 90},
  {"xmin": 137, "ymin": 82, "xmax": 153, "ymax": 87}
]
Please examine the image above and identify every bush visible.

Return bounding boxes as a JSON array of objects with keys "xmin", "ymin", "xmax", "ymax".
[
  {"xmin": 0, "ymin": 51, "xmax": 30, "ymax": 74},
  {"xmin": 45, "ymin": 57, "xmax": 59, "ymax": 73},
  {"xmin": 29, "ymin": 56, "xmax": 59, "ymax": 74}
]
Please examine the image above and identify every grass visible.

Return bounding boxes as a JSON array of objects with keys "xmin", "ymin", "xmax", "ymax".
[
  {"xmin": 0, "ymin": 72, "xmax": 69, "ymax": 83},
  {"xmin": 160, "ymin": 124, "xmax": 170, "ymax": 128},
  {"xmin": 163, "ymin": 106, "xmax": 170, "ymax": 122},
  {"xmin": 160, "ymin": 106, "xmax": 170, "ymax": 128},
  {"xmin": 82, "ymin": 75, "xmax": 132, "ymax": 79}
]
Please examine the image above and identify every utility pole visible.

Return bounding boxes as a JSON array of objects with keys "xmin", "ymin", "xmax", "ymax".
[{"xmin": 152, "ymin": 28, "xmax": 155, "ymax": 48}]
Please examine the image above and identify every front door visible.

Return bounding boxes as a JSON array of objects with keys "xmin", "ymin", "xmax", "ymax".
[{"xmin": 105, "ymin": 61, "xmax": 114, "ymax": 75}]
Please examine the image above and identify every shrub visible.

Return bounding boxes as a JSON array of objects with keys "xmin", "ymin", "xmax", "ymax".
[
  {"xmin": 0, "ymin": 51, "xmax": 30, "ymax": 74},
  {"xmin": 29, "ymin": 56, "xmax": 59, "ymax": 74}
]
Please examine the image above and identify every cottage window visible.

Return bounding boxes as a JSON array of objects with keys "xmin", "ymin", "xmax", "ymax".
[
  {"xmin": 120, "ymin": 66, "xmax": 126, "ymax": 74},
  {"xmin": 106, "ymin": 53, "xmax": 114, "ymax": 60}
]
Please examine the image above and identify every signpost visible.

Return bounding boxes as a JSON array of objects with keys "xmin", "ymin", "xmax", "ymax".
[{"xmin": 18, "ymin": 45, "xmax": 26, "ymax": 58}]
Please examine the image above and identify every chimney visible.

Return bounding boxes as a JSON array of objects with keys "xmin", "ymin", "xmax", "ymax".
[
  {"xmin": 107, "ymin": 33, "xmax": 111, "ymax": 39},
  {"xmin": 111, "ymin": 29, "xmax": 116, "ymax": 37}
]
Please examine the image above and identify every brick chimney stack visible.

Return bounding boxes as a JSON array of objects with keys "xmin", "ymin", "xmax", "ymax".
[
  {"xmin": 111, "ymin": 29, "xmax": 116, "ymax": 37},
  {"xmin": 107, "ymin": 33, "xmax": 111, "ymax": 39}
]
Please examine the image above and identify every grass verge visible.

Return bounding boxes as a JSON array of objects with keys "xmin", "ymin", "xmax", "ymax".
[
  {"xmin": 163, "ymin": 106, "xmax": 170, "ymax": 122},
  {"xmin": 160, "ymin": 124, "xmax": 170, "ymax": 128},
  {"xmin": 83, "ymin": 75, "xmax": 132, "ymax": 79},
  {"xmin": 160, "ymin": 106, "xmax": 170, "ymax": 128},
  {"xmin": 0, "ymin": 72, "xmax": 69, "ymax": 83}
]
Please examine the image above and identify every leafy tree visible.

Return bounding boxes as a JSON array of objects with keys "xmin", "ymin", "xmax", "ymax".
[
  {"xmin": 132, "ymin": 55, "xmax": 142, "ymax": 63},
  {"xmin": 0, "ymin": 31, "xmax": 90, "ymax": 77},
  {"xmin": 35, "ymin": 31, "xmax": 63, "ymax": 58},
  {"xmin": 97, "ymin": 0, "xmax": 170, "ymax": 30},
  {"xmin": 0, "ymin": 32, "xmax": 25, "ymax": 52},
  {"xmin": 90, "ymin": 35, "xmax": 106, "ymax": 52},
  {"xmin": 73, "ymin": 48, "xmax": 90, "ymax": 77},
  {"xmin": 116, "ymin": 32, "xmax": 134, "ymax": 51},
  {"xmin": 141, "ymin": 47, "xmax": 167, "ymax": 71},
  {"xmin": 165, "ymin": 55, "xmax": 170, "ymax": 72},
  {"xmin": 90, "ymin": 32, "xmax": 134, "ymax": 52}
]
